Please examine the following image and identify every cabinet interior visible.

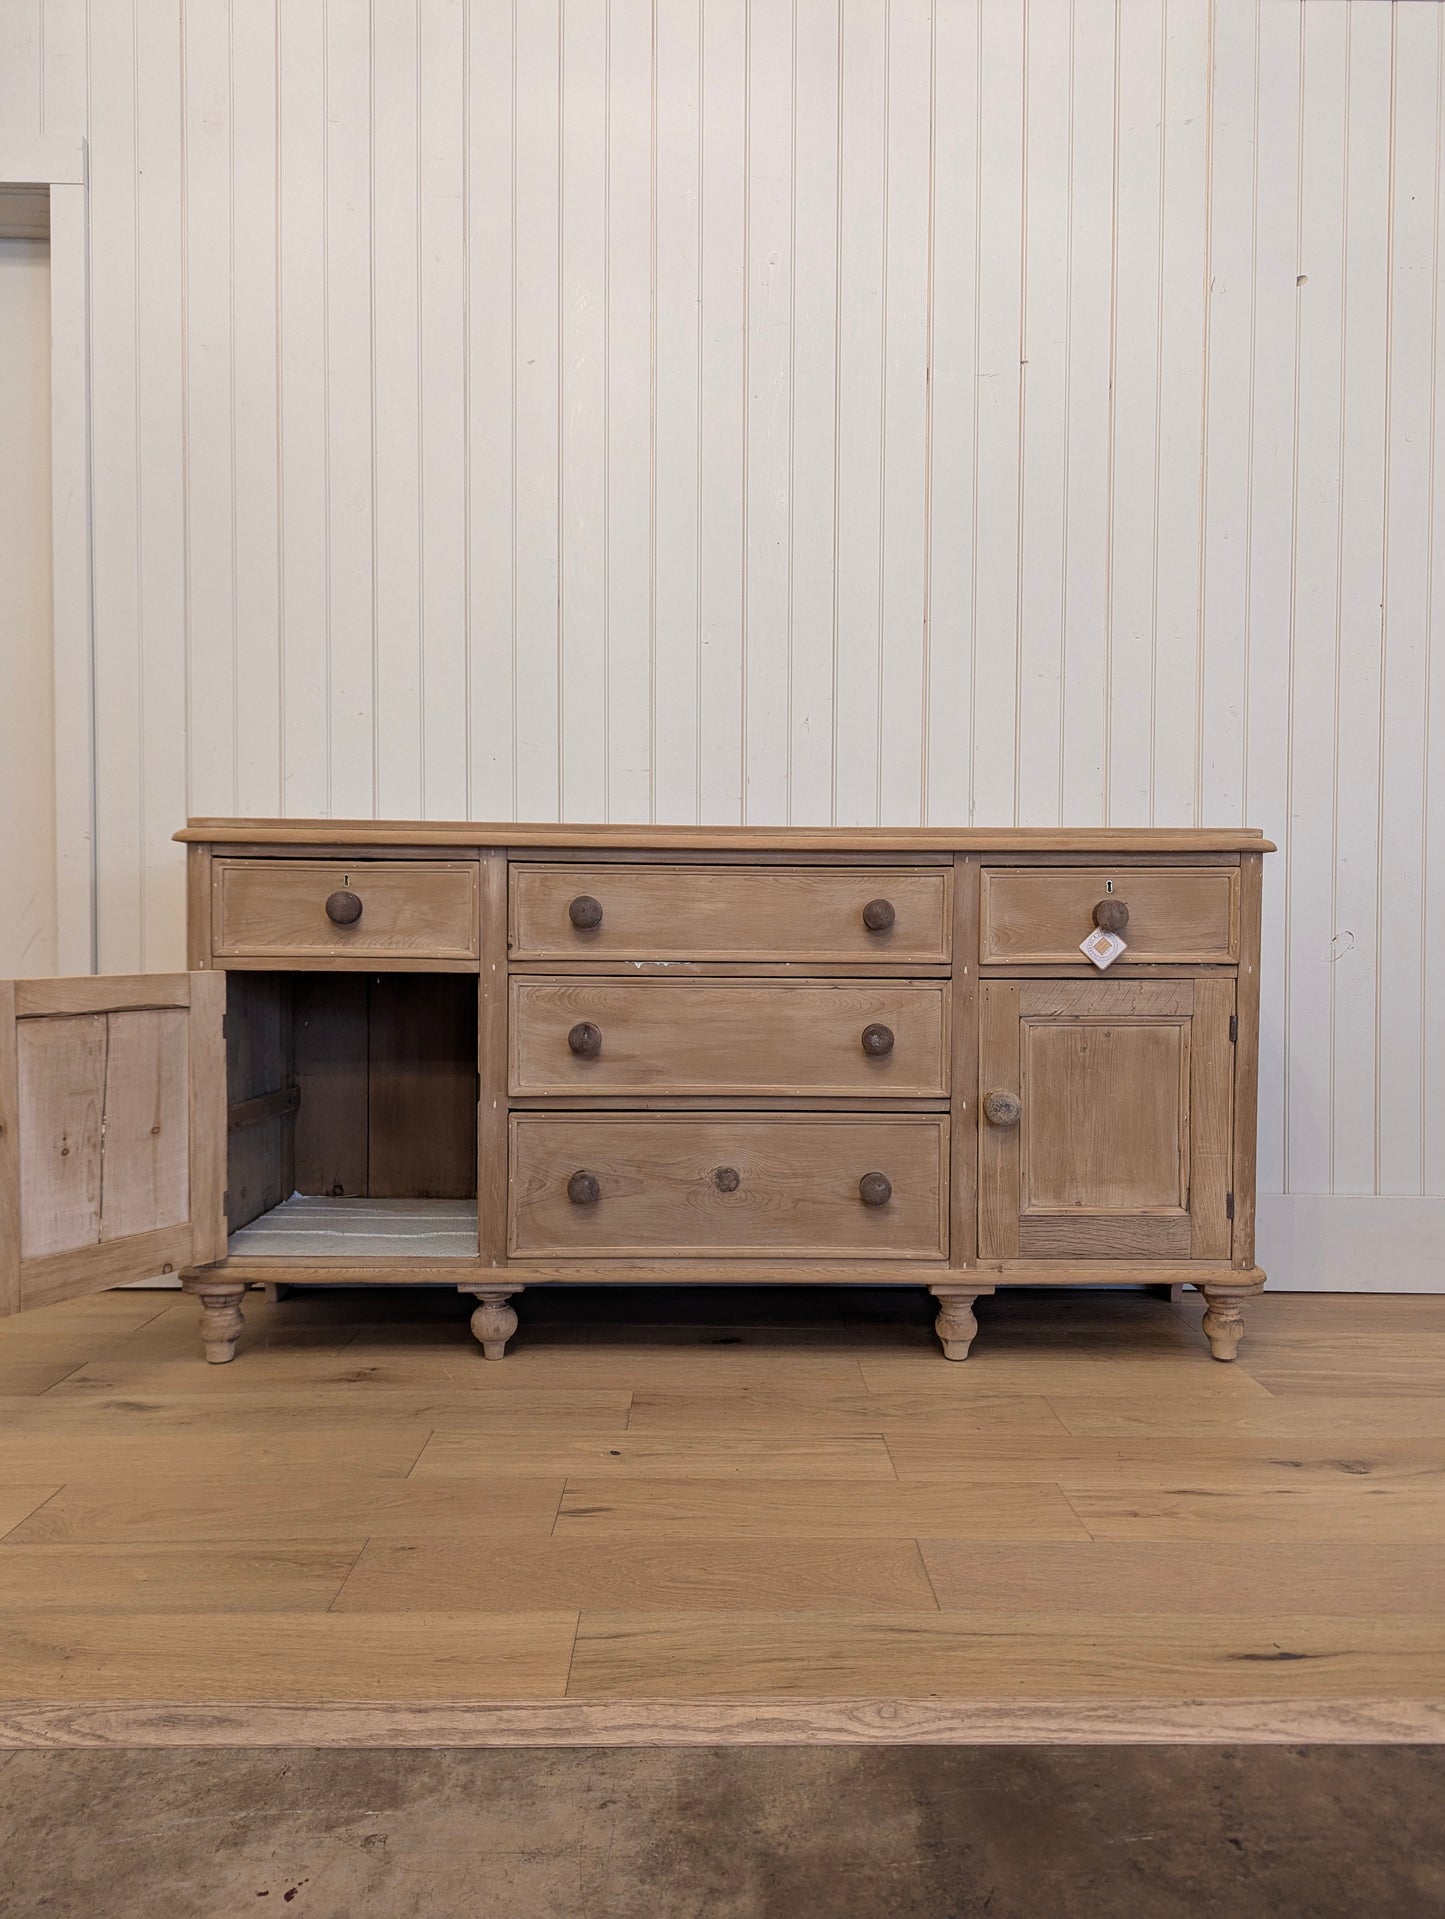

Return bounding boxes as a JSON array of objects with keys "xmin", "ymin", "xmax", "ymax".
[{"xmin": 225, "ymin": 971, "xmax": 479, "ymax": 1257}]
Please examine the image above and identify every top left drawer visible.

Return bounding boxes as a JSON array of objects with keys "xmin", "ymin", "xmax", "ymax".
[{"xmin": 211, "ymin": 860, "xmax": 480, "ymax": 963}]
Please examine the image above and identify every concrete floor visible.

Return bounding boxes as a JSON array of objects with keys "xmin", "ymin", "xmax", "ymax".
[{"xmin": 1, "ymin": 1745, "xmax": 1442, "ymax": 1918}]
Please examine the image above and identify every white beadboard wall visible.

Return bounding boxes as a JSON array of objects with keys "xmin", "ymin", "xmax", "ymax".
[{"xmin": 2, "ymin": 0, "xmax": 1442, "ymax": 1283}]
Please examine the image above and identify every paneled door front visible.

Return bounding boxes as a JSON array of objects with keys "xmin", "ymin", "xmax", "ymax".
[
  {"xmin": 977, "ymin": 979, "xmax": 1234, "ymax": 1262},
  {"xmin": 0, "ymin": 974, "xmax": 227, "ymax": 1316}
]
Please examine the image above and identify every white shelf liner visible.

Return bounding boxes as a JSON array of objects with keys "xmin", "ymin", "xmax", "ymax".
[{"xmin": 227, "ymin": 1194, "xmax": 479, "ymax": 1260}]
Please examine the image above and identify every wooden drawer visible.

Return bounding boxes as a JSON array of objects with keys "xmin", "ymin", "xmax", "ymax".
[
  {"xmin": 212, "ymin": 860, "xmax": 480, "ymax": 962},
  {"xmin": 509, "ymin": 1114, "xmax": 949, "ymax": 1258},
  {"xmin": 979, "ymin": 867, "xmax": 1239, "ymax": 966},
  {"xmin": 509, "ymin": 979, "xmax": 949, "ymax": 1098},
  {"xmin": 508, "ymin": 865, "xmax": 950, "ymax": 964}
]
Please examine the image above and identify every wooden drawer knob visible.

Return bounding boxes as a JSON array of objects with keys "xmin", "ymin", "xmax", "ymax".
[
  {"xmin": 713, "ymin": 1166, "xmax": 741, "ymax": 1193},
  {"xmin": 862, "ymin": 898, "xmax": 896, "ymax": 933},
  {"xmin": 983, "ymin": 1089, "xmax": 1022, "ymax": 1128},
  {"xmin": 861, "ymin": 1022, "xmax": 895, "ymax": 1057},
  {"xmin": 567, "ymin": 1020, "xmax": 602, "ymax": 1059},
  {"xmin": 569, "ymin": 894, "xmax": 604, "ymax": 930},
  {"xmin": 325, "ymin": 888, "xmax": 363, "ymax": 926},
  {"xmin": 567, "ymin": 1170, "xmax": 601, "ymax": 1206},
  {"xmin": 1092, "ymin": 898, "xmax": 1129, "ymax": 933},
  {"xmin": 858, "ymin": 1171, "xmax": 892, "ymax": 1207}
]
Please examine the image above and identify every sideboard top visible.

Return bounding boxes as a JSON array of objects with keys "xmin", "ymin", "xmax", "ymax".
[{"xmin": 178, "ymin": 818, "xmax": 1275, "ymax": 854}]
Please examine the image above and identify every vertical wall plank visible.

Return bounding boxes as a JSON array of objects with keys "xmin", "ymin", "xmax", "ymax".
[
  {"xmin": 418, "ymin": 0, "xmax": 468, "ymax": 818},
  {"xmin": 697, "ymin": 0, "xmax": 746, "ymax": 823},
  {"xmin": 742, "ymin": 0, "xmax": 793, "ymax": 825},
  {"xmin": 922, "ymin": 0, "xmax": 978, "ymax": 827},
  {"xmin": 86, "ymin": 0, "xmax": 143, "ymax": 970},
  {"xmin": 1150, "ymin": 0, "xmax": 1210, "ymax": 826},
  {"xmin": 512, "ymin": 0, "xmax": 562, "ymax": 819},
  {"xmin": 136, "ymin": 0, "xmax": 187, "ymax": 967},
  {"xmin": 371, "ymin": 0, "xmax": 423, "ymax": 818},
  {"xmin": 1243, "ymin": 0, "xmax": 1302, "ymax": 1201},
  {"xmin": 323, "ymin": 0, "xmax": 376, "ymax": 817},
  {"xmin": 558, "ymin": 0, "xmax": 608, "ymax": 823},
  {"xmin": 277, "ymin": 0, "xmax": 329, "ymax": 817},
  {"xmin": 877, "ymin": 0, "xmax": 930, "ymax": 825},
  {"xmin": 1106, "ymin": 0, "xmax": 1164, "ymax": 827},
  {"xmin": 465, "ymin": 0, "xmax": 516, "ymax": 818},
  {"xmin": 231, "ymin": 0, "xmax": 282, "ymax": 820},
  {"xmin": 1016, "ymin": 0, "xmax": 1071, "ymax": 828},
  {"xmin": 1287, "ymin": 0, "xmax": 1348, "ymax": 1196},
  {"xmin": 1330, "ymin": 2, "xmax": 1391, "ymax": 1194},
  {"xmin": 787, "ymin": 0, "xmax": 841, "ymax": 826},
  {"xmin": 183, "ymin": 0, "xmax": 236, "ymax": 826},
  {"xmin": 604, "ymin": 0, "xmax": 653, "ymax": 822},
  {"xmin": 969, "ymin": 0, "xmax": 1025, "ymax": 825},
  {"xmin": 832, "ymin": 0, "xmax": 886, "ymax": 827},
  {"xmin": 1059, "ymin": 0, "xmax": 1114, "ymax": 825},
  {"xmin": 1379, "ymin": 3, "xmax": 1440, "ymax": 1196},
  {"xmin": 650, "ymin": 0, "xmax": 702, "ymax": 822}
]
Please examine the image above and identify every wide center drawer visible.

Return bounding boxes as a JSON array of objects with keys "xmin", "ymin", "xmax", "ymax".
[
  {"xmin": 508, "ymin": 1114, "xmax": 949, "ymax": 1258},
  {"xmin": 979, "ymin": 866, "xmax": 1240, "ymax": 965},
  {"xmin": 212, "ymin": 859, "xmax": 480, "ymax": 962},
  {"xmin": 509, "ymin": 978, "xmax": 949, "ymax": 1098},
  {"xmin": 508, "ymin": 865, "xmax": 951, "ymax": 964}
]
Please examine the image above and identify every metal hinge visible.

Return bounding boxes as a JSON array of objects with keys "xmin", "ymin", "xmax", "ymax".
[
  {"xmin": 1225, "ymin": 1191, "xmax": 1235, "ymax": 1221},
  {"xmin": 1228, "ymin": 1015, "xmax": 1238, "ymax": 1044}
]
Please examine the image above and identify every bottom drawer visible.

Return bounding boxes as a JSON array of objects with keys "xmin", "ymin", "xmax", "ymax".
[{"xmin": 509, "ymin": 1114, "xmax": 949, "ymax": 1260}]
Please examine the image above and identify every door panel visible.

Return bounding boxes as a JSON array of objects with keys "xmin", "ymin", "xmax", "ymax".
[
  {"xmin": 978, "ymin": 978, "xmax": 1233, "ymax": 1263},
  {"xmin": 0, "ymin": 973, "xmax": 226, "ymax": 1316}
]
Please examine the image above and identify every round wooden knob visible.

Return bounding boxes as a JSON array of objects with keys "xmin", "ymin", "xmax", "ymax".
[
  {"xmin": 324, "ymin": 889, "xmax": 363, "ymax": 925},
  {"xmin": 568, "ymin": 894, "xmax": 604, "ymax": 930},
  {"xmin": 858, "ymin": 1171, "xmax": 892, "ymax": 1207},
  {"xmin": 1092, "ymin": 897, "xmax": 1129, "ymax": 933},
  {"xmin": 567, "ymin": 1170, "xmax": 600, "ymax": 1206},
  {"xmin": 862, "ymin": 898, "xmax": 896, "ymax": 933},
  {"xmin": 713, "ymin": 1166, "xmax": 741, "ymax": 1193},
  {"xmin": 861, "ymin": 1023, "xmax": 895, "ymax": 1058},
  {"xmin": 983, "ymin": 1089, "xmax": 1022, "ymax": 1129},
  {"xmin": 567, "ymin": 1021, "xmax": 602, "ymax": 1059}
]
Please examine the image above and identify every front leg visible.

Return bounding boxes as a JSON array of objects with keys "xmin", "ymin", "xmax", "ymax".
[
  {"xmin": 929, "ymin": 1287, "xmax": 984, "ymax": 1361},
  {"xmin": 1200, "ymin": 1287, "xmax": 1246, "ymax": 1362},
  {"xmin": 459, "ymin": 1286, "xmax": 522, "ymax": 1361},
  {"xmin": 186, "ymin": 1278, "xmax": 247, "ymax": 1364}
]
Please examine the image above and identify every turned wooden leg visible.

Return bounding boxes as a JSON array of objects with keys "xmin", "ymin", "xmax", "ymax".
[
  {"xmin": 929, "ymin": 1288, "xmax": 983, "ymax": 1361},
  {"xmin": 194, "ymin": 1282, "xmax": 246, "ymax": 1364},
  {"xmin": 460, "ymin": 1286, "xmax": 521, "ymax": 1361},
  {"xmin": 1201, "ymin": 1288, "xmax": 1246, "ymax": 1363}
]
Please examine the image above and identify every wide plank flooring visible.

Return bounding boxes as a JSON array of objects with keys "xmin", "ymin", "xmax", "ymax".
[{"xmin": 1, "ymin": 1284, "xmax": 1442, "ymax": 1719}]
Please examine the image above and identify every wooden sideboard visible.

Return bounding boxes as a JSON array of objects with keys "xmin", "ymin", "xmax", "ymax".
[{"xmin": 0, "ymin": 820, "xmax": 1273, "ymax": 1366}]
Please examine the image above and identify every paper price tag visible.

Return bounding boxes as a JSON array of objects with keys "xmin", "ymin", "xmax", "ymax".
[{"xmin": 1080, "ymin": 928, "xmax": 1128, "ymax": 970}]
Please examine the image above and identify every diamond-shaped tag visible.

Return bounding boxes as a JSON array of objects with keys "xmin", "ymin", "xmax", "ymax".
[{"xmin": 1080, "ymin": 928, "xmax": 1128, "ymax": 970}]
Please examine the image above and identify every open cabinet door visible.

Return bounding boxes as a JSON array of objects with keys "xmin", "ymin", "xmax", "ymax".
[{"xmin": 0, "ymin": 973, "xmax": 227, "ymax": 1317}]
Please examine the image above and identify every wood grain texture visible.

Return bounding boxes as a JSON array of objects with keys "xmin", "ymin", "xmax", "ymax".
[
  {"xmin": 509, "ymin": 864, "xmax": 951, "ymax": 963},
  {"xmin": 979, "ymin": 866, "xmax": 1240, "ymax": 964},
  {"xmin": 2, "ymin": 1696, "xmax": 1439, "ymax": 1749},
  {"xmin": 16, "ymin": 1014, "xmax": 105, "ymax": 1259},
  {"xmin": 211, "ymin": 859, "xmax": 480, "ymax": 962},
  {"xmin": 2, "ymin": 1290, "xmax": 1443, "ymax": 1727},
  {"xmin": 0, "ymin": 980, "xmax": 20, "ymax": 1315},
  {"xmin": 509, "ymin": 978, "xmax": 949, "ymax": 1098},
  {"xmin": 0, "ymin": 1611, "xmax": 579, "ymax": 1702},
  {"xmin": 180, "ymin": 823, "xmax": 1276, "ymax": 854},
  {"xmin": 509, "ymin": 1114, "xmax": 949, "ymax": 1260}
]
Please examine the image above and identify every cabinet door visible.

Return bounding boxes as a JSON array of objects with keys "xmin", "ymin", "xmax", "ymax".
[
  {"xmin": 0, "ymin": 973, "xmax": 226, "ymax": 1317},
  {"xmin": 978, "ymin": 978, "xmax": 1234, "ymax": 1261}
]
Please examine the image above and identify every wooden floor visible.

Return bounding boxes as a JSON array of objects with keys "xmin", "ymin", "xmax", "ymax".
[{"xmin": 1, "ymin": 1283, "xmax": 1443, "ymax": 1745}]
